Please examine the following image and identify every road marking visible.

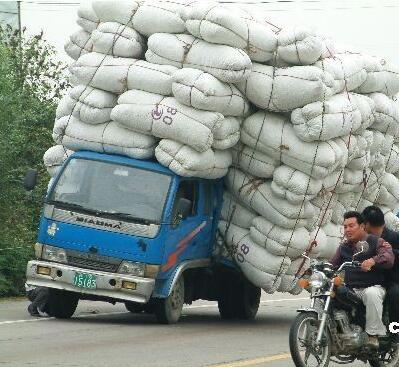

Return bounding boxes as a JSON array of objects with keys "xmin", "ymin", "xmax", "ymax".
[
  {"xmin": 205, "ymin": 353, "xmax": 292, "ymax": 367},
  {"xmin": 0, "ymin": 297, "xmax": 307, "ymax": 325}
]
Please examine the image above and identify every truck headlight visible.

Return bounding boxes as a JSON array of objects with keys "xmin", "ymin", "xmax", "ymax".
[
  {"xmin": 42, "ymin": 245, "xmax": 67, "ymax": 263},
  {"xmin": 118, "ymin": 261, "xmax": 145, "ymax": 277},
  {"xmin": 309, "ymin": 271, "xmax": 326, "ymax": 289}
]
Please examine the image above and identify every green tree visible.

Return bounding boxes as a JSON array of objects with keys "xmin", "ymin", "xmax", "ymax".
[{"xmin": 0, "ymin": 26, "xmax": 68, "ymax": 296}]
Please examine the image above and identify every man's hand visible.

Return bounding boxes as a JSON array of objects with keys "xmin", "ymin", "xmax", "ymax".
[{"xmin": 361, "ymin": 258, "xmax": 376, "ymax": 272}]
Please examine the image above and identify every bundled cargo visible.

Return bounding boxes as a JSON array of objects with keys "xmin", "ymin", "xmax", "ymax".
[{"xmin": 45, "ymin": 0, "xmax": 399, "ymax": 298}]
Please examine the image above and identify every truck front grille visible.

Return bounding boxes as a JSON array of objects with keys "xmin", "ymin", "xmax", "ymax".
[
  {"xmin": 66, "ymin": 250, "xmax": 121, "ymax": 273},
  {"xmin": 67, "ymin": 256, "xmax": 119, "ymax": 273}
]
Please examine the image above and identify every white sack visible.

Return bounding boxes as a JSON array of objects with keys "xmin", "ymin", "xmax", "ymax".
[
  {"xmin": 221, "ymin": 192, "xmax": 257, "ymax": 229},
  {"xmin": 271, "ymin": 165, "xmax": 322, "ymax": 204},
  {"xmin": 182, "ymin": 2, "xmax": 278, "ymax": 63},
  {"xmin": 241, "ymin": 111, "xmax": 346, "ymax": 179},
  {"xmin": 350, "ymin": 93, "xmax": 375, "ymax": 133},
  {"xmin": 231, "ymin": 143, "xmax": 279, "ymax": 179},
  {"xmin": 91, "ymin": 22, "xmax": 145, "ymax": 58},
  {"xmin": 77, "ymin": 3, "xmax": 99, "ymax": 33},
  {"xmin": 56, "ymin": 85, "xmax": 118, "ymax": 125},
  {"xmin": 225, "ymin": 168, "xmax": 315, "ymax": 228},
  {"xmin": 323, "ymin": 222, "xmax": 343, "ymax": 252},
  {"xmin": 146, "ymin": 33, "xmax": 252, "ymax": 83},
  {"xmin": 131, "ymin": 0, "xmax": 187, "ymax": 36},
  {"xmin": 43, "ymin": 145, "xmax": 74, "ymax": 177},
  {"xmin": 171, "ymin": 68, "xmax": 250, "ymax": 117},
  {"xmin": 155, "ymin": 139, "xmax": 232, "ymax": 179},
  {"xmin": 369, "ymin": 93, "xmax": 399, "ymax": 137},
  {"xmin": 385, "ymin": 144, "xmax": 399, "ymax": 174},
  {"xmin": 53, "ymin": 116, "xmax": 156, "ymax": 159},
  {"xmin": 92, "ymin": 1, "xmax": 140, "ymax": 26},
  {"xmin": 376, "ymin": 173, "xmax": 399, "ymax": 211},
  {"xmin": 291, "ymin": 93, "xmax": 362, "ymax": 142},
  {"xmin": 65, "ymin": 29, "xmax": 93, "ymax": 60},
  {"xmin": 357, "ymin": 57, "xmax": 399, "ymax": 96},
  {"xmin": 250, "ymin": 216, "xmax": 310, "ymax": 258},
  {"xmin": 69, "ymin": 52, "xmax": 138, "ymax": 94},
  {"xmin": 127, "ymin": 61, "xmax": 178, "ymax": 96},
  {"xmin": 111, "ymin": 90, "xmax": 224, "ymax": 152},
  {"xmin": 220, "ymin": 221, "xmax": 290, "ymax": 292},
  {"xmin": 236, "ymin": 63, "xmax": 334, "ymax": 112},
  {"xmin": 212, "ymin": 117, "xmax": 241, "ymax": 150},
  {"xmin": 277, "ymin": 27, "xmax": 323, "ymax": 65},
  {"xmin": 314, "ymin": 53, "xmax": 367, "ymax": 94}
]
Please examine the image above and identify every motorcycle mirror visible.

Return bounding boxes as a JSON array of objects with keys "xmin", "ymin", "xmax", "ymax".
[{"xmin": 353, "ymin": 240, "xmax": 369, "ymax": 259}]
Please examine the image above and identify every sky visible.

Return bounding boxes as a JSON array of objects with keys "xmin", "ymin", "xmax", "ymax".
[{"xmin": 12, "ymin": 0, "xmax": 399, "ymax": 65}]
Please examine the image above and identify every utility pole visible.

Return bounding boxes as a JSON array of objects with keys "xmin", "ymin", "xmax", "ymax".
[{"xmin": 17, "ymin": 0, "xmax": 21, "ymax": 36}]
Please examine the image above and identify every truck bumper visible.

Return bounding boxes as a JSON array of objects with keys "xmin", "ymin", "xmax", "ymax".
[{"xmin": 26, "ymin": 260, "xmax": 155, "ymax": 304}]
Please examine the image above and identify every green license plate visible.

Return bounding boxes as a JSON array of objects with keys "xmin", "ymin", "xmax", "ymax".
[{"xmin": 73, "ymin": 272, "xmax": 97, "ymax": 289}]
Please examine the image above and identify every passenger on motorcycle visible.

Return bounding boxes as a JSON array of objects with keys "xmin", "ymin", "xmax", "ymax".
[
  {"xmin": 330, "ymin": 211, "xmax": 395, "ymax": 348},
  {"xmin": 362, "ymin": 205, "xmax": 399, "ymax": 344}
]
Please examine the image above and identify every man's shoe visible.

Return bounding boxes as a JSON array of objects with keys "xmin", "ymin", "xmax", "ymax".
[
  {"xmin": 367, "ymin": 335, "xmax": 380, "ymax": 349},
  {"xmin": 28, "ymin": 304, "xmax": 40, "ymax": 317}
]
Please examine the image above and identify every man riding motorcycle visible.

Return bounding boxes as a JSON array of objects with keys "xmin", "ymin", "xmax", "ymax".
[
  {"xmin": 362, "ymin": 205, "xmax": 399, "ymax": 344},
  {"xmin": 330, "ymin": 211, "xmax": 395, "ymax": 348}
]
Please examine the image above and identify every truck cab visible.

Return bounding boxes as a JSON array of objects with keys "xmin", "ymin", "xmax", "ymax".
[{"xmin": 26, "ymin": 151, "xmax": 260, "ymax": 323}]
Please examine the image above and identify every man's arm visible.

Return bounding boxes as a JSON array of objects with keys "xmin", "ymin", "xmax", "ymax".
[
  {"xmin": 330, "ymin": 245, "xmax": 343, "ymax": 268},
  {"xmin": 363, "ymin": 239, "xmax": 395, "ymax": 271}
]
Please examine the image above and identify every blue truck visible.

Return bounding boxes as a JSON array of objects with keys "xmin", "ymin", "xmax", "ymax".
[{"xmin": 25, "ymin": 151, "xmax": 261, "ymax": 323}]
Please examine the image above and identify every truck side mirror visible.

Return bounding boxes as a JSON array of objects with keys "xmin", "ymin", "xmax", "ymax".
[
  {"xmin": 24, "ymin": 169, "xmax": 38, "ymax": 191},
  {"xmin": 175, "ymin": 198, "xmax": 192, "ymax": 223}
]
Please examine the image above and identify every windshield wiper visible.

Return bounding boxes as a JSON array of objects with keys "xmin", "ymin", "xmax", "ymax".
[
  {"xmin": 48, "ymin": 200, "xmax": 98, "ymax": 215},
  {"xmin": 48, "ymin": 201, "xmax": 156, "ymax": 225},
  {"xmin": 100, "ymin": 211, "xmax": 156, "ymax": 225}
]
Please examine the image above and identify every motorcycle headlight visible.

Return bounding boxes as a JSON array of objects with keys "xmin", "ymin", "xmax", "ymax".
[
  {"xmin": 42, "ymin": 245, "xmax": 67, "ymax": 263},
  {"xmin": 309, "ymin": 271, "xmax": 326, "ymax": 289},
  {"xmin": 118, "ymin": 261, "xmax": 145, "ymax": 277}
]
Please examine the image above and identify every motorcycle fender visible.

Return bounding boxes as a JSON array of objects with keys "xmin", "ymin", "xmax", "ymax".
[{"xmin": 297, "ymin": 308, "xmax": 322, "ymax": 320}]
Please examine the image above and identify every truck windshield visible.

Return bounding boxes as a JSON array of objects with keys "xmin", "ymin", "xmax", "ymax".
[{"xmin": 48, "ymin": 158, "xmax": 172, "ymax": 224}]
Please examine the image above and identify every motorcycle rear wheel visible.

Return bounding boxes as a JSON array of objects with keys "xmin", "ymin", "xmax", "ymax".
[
  {"xmin": 289, "ymin": 312, "xmax": 331, "ymax": 367},
  {"xmin": 369, "ymin": 342, "xmax": 399, "ymax": 367}
]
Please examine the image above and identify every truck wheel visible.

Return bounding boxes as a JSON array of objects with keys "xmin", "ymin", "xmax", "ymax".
[
  {"xmin": 234, "ymin": 281, "xmax": 261, "ymax": 320},
  {"xmin": 218, "ymin": 281, "xmax": 235, "ymax": 319},
  {"xmin": 155, "ymin": 276, "xmax": 184, "ymax": 324},
  {"xmin": 47, "ymin": 289, "xmax": 78, "ymax": 319},
  {"xmin": 218, "ymin": 278, "xmax": 261, "ymax": 320}
]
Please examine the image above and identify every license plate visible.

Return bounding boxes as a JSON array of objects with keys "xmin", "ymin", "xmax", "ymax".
[{"xmin": 73, "ymin": 272, "xmax": 97, "ymax": 289}]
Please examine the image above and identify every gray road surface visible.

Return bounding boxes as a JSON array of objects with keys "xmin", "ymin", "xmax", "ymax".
[{"xmin": 0, "ymin": 293, "xmax": 366, "ymax": 367}]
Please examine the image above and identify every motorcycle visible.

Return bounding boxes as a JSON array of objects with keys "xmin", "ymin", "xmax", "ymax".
[{"xmin": 289, "ymin": 242, "xmax": 399, "ymax": 367}]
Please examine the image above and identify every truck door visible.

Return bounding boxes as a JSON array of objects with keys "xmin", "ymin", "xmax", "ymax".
[
  {"xmin": 162, "ymin": 180, "xmax": 204, "ymax": 274},
  {"xmin": 194, "ymin": 181, "xmax": 215, "ymax": 258}
]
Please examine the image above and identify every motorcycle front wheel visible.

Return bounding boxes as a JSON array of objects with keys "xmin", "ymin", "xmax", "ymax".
[{"xmin": 289, "ymin": 312, "xmax": 331, "ymax": 367}]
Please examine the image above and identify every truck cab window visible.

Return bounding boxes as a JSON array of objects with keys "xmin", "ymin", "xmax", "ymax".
[
  {"xmin": 174, "ymin": 181, "xmax": 198, "ymax": 218},
  {"xmin": 204, "ymin": 182, "xmax": 213, "ymax": 216}
]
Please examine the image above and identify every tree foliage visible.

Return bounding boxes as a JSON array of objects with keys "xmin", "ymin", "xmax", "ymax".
[{"xmin": 0, "ymin": 26, "xmax": 68, "ymax": 296}]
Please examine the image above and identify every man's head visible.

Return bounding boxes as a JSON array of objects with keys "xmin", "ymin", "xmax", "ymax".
[
  {"xmin": 343, "ymin": 211, "xmax": 366, "ymax": 243},
  {"xmin": 361, "ymin": 205, "xmax": 385, "ymax": 235}
]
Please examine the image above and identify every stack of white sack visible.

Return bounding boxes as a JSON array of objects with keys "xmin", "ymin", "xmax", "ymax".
[{"xmin": 43, "ymin": 0, "xmax": 399, "ymax": 296}]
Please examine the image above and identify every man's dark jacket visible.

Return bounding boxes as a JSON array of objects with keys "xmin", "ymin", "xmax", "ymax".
[{"xmin": 381, "ymin": 227, "xmax": 399, "ymax": 284}]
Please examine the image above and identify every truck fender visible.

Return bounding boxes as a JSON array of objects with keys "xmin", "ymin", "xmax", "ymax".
[{"xmin": 163, "ymin": 259, "xmax": 211, "ymax": 298}]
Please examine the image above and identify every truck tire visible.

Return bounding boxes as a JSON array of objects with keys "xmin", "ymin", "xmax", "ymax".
[
  {"xmin": 47, "ymin": 289, "xmax": 78, "ymax": 319},
  {"xmin": 235, "ymin": 280, "xmax": 261, "ymax": 320},
  {"xmin": 218, "ymin": 277, "xmax": 261, "ymax": 320},
  {"xmin": 155, "ymin": 276, "xmax": 184, "ymax": 324},
  {"xmin": 218, "ymin": 281, "xmax": 235, "ymax": 319}
]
